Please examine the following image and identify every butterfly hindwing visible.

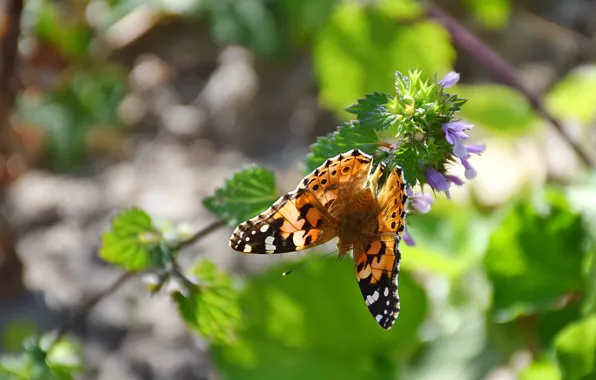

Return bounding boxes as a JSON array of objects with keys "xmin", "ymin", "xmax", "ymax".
[{"xmin": 354, "ymin": 233, "xmax": 401, "ymax": 329}]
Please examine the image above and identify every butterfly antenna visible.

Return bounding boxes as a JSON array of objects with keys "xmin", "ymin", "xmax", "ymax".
[{"xmin": 282, "ymin": 251, "xmax": 336, "ymax": 276}]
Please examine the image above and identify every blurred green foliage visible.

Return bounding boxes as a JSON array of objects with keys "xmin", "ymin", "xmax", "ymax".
[
  {"xmin": 212, "ymin": 258, "xmax": 427, "ymax": 380},
  {"xmin": 464, "ymin": 0, "xmax": 511, "ymax": 29},
  {"xmin": 546, "ymin": 65, "xmax": 596, "ymax": 125},
  {"xmin": 11, "ymin": 0, "xmax": 596, "ymax": 379},
  {"xmin": 0, "ymin": 336, "xmax": 82, "ymax": 380}
]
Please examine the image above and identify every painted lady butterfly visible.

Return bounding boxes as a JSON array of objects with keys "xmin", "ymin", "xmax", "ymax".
[{"xmin": 229, "ymin": 149, "xmax": 407, "ymax": 329}]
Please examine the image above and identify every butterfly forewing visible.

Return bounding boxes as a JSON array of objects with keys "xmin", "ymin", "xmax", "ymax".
[
  {"xmin": 230, "ymin": 149, "xmax": 373, "ymax": 254},
  {"xmin": 230, "ymin": 188, "xmax": 336, "ymax": 253}
]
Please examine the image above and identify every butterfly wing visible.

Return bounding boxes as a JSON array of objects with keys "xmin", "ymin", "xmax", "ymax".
[
  {"xmin": 230, "ymin": 188, "xmax": 336, "ymax": 253},
  {"xmin": 299, "ymin": 149, "xmax": 373, "ymax": 215},
  {"xmin": 230, "ymin": 149, "xmax": 374, "ymax": 254},
  {"xmin": 354, "ymin": 234, "xmax": 401, "ymax": 329},
  {"xmin": 354, "ymin": 164, "xmax": 407, "ymax": 329}
]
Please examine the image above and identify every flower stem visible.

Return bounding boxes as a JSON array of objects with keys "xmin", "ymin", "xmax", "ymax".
[{"xmin": 425, "ymin": 2, "xmax": 594, "ymax": 168}]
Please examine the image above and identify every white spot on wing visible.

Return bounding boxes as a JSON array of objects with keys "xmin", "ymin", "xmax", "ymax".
[
  {"xmin": 366, "ymin": 295, "xmax": 375, "ymax": 305},
  {"xmin": 372, "ymin": 291, "xmax": 379, "ymax": 301},
  {"xmin": 265, "ymin": 244, "xmax": 276, "ymax": 251},
  {"xmin": 245, "ymin": 237, "xmax": 250, "ymax": 242},
  {"xmin": 375, "ymin": 315, "xmax": 383, "ymax": 322},
  {"xmin": 260, "ymin": 225, "xmax": 270, "ymax": 233},
  {"xmin": 251, "ymin": 231, "xmax": 256, "ymax": 235},
  {"xmin": 265, "ymin": 236, "xmax": 275, "ymax": 245},
  {"xmin": 386, "ymin": 300, "xmax": 390, "ymax": 306},
  {"xmin": 384, "ymin": 287, "xmax": 389, "ymax": 297},
  {"xmin": 243, "ymin": 245, "xmax": 252, "ymax": 253}
]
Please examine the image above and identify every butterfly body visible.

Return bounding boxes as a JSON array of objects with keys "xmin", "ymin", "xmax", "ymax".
[
  {"xmin": 230, "ymin": 149, "xmax": 408, "ymax": 329},
  {"xmin": 335, "ymin": 186, "xmax": 379, "ymax": 260}
]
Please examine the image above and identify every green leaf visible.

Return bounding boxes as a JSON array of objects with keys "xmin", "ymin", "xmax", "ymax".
[
  {"xmin": 99, "ymin": 208, "xmax": 159, "ymax": 271},
  {"xmin": 200, "ymin": 0, "xmax": 280, "ymax": 55},
  {"xmin": 278, "ymin": 0, "xmax": 337, "ymax": 43},
  {"xmin": 547, "ymin": 65, "xmax": 596, "ymax": 125},
  {"xmin": 314, "ymin": 3, "xmax": 454, "ymax": 115},
  {"xmin": 456, "ymin": 84, "xmax": 539, "ymax": 135},
  {"xmin": 520, "ymin": 357, "xmax": 562, "ymax": 380},
  {"xmin": 555, "ymin": 316, "xmax": 596, "ymax": 380},
  {"xmin": 17, "ymin": 69, "xmax": 126, "ymax": 172},
  {"xmin": 463, "ymin": 0, "xmax": 511, "ymax": 29},
  {"xmin": 0, "ymin": 336, "xmax": 81, "ymax": 380},
  {"xmin": 305, "ymin": 121, "xmax": 382, "ymax": 172},
  {"xmin": 484, "ymin": 190, "xmax": 587, "ymax": 321},
  {"xmin": 173, "ymin": 260, "xmax": 241, "ymax": 343},
  {"xmin": 403, "ymin": 199, "xmax": 490, "ymax": 278},
  {"xmin": 1, "ymin": 322, "xmax": 38, "ymax": 352},
  {"xmin": 203, "ymin": 166, "xmax": 278, "ymax": 226},
  {"xmin": 211, "ymin": 256, "xmax": 427, "ymax": 380},
  {"xmin": 345, "ymin": 92, "xmax": 391, "ymax": 119}
]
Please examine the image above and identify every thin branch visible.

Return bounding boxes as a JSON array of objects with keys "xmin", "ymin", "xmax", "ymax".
[
  {"xmin": 171, "ymin": 219, "xmax": 227, "ymax": 251},
  {"xmin": 48, "ymin": 219, "xmax": 227, "ymax": 349},
  {"xmin": 51, "ymin": 271, "xmax": 134, "ymax": 347},
  {"xmin": 425, "ymin": 2, "xmax": 594, "ymax": 168}
]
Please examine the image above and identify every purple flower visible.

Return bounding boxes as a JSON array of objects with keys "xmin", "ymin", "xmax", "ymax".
[
  {"xmin": 407, "ymin": 187, "xmax": 434, "ymax": 214},
  {"xmin": 445, "ymin": 174, "xmax": 464, "ymax": 186},
  {"xmin": 466, "ymin": 144, "xmax": 486, "ymax": 155},
  {"xmin": 442, "ymin": 121, "xmax": 472, "ymax": 158},
  {"xmin": 426, "ymin": 168, "xmax": 450, "ymax": 193},
  {"xmin": 403, "ymin": 229, "xmax": 415, "ymax": 246},
  {"xmin": 438, "ymin": 72, "xmax": 460, "ymax": 88},
  {"xmin": 460, "ymin": 158, "xmax": 477, "ymax": 179}
]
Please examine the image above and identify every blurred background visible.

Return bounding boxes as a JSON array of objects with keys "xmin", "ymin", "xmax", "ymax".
[{"xmin": 1, "ymin": 0, "xmax": 595, "ymax": 379}]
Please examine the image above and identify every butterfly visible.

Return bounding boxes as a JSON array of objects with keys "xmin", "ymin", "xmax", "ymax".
[{"xmin": 229, "ymin": 149, "xmax": 408, "ymax": 329}]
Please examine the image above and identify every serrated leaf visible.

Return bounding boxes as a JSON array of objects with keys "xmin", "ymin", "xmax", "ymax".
[
  {"xmin": 555, "ymin": 316, "xmax": 596, "ymax": 380},
  {"xmin": 173, "ymin": 260, "xmax": 241, "ymax": 344},
  {"xmin": 345, "ymin": 92, "xmax": 391, "ymax": 119},
  {"xmin": 203, "ymin": 166, "xmax": 278, "ymax": 226},
  {"xmin": 361, "ymin": 105, "xmax": 398, "ymax": 131},
  {"xmin": 99, "ymin": 208, "xmax": 159, "ymax": 271},
  {"xmin": 306, "ymin": 121, "xmax": 381, "ymax": 172}
]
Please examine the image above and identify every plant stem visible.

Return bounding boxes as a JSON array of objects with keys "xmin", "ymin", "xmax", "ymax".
[
  {"xmin": 425, "ymin": 2, "xmax": 594, "ymax": 168},
  {"xmin": 51, "ymin": 271, "xmax": 134, "ymax": 348},
  {"xmin": 171, "ymin": 219, "xmax": 227, "ymax": 251},
  {"xmin": 48, "ymin": 219, "xmax": 226, "ymax": 350}
]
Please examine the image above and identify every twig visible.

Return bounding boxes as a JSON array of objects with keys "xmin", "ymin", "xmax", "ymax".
[
  {"xmin": 171, "ymin": 219, "xmax": 227, "ymax": 251},
  {"xmin": 425, "ymin": 2, "xmax": 594, "ymax": 168},
  {"xmin": 51, "ymin": 271, "xmax": 134, "ymax": 347},
  {"xmin": 48, "ymin": 219, "xmax": 227, "ymax": 349}
]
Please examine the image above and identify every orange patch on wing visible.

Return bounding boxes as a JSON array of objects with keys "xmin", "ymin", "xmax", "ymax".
[
  {"xmin": 366, "ymin": 240, "xmax": 383, "ymax": 255},
  {"xmin": 305, "ymin": 207, "xmax": 321, "ymax": 227}
]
